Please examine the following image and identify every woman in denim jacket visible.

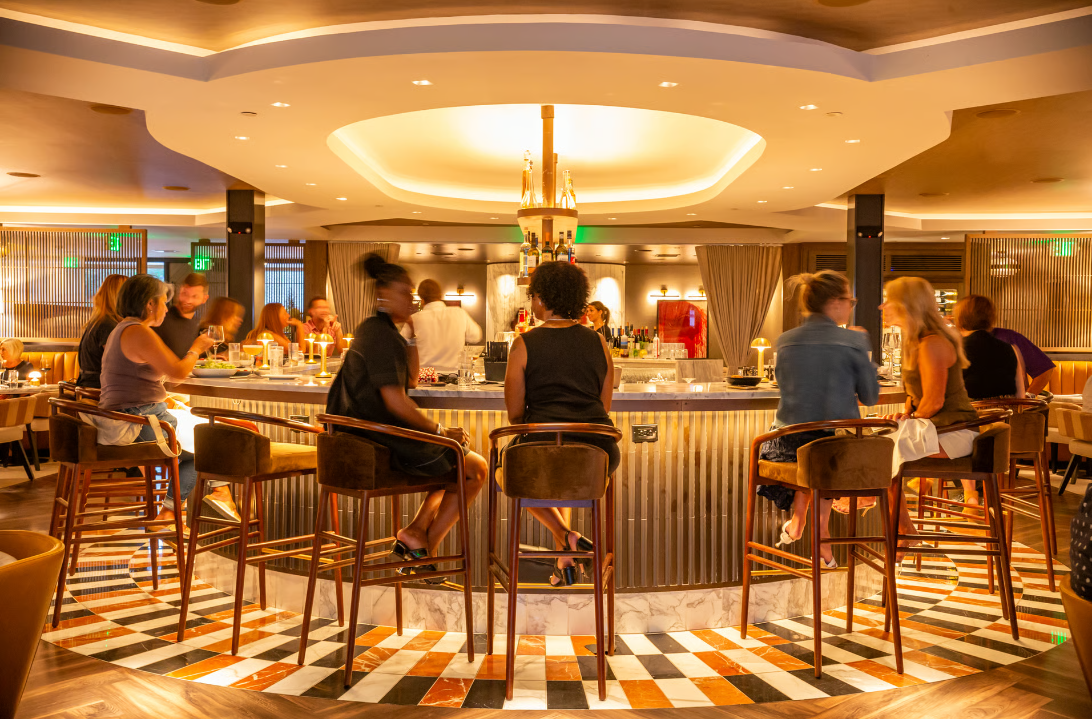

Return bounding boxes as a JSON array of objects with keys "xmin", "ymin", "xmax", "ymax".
[{"xmin": 759, "ymin": 271, "xmax": 879, "ymax": 568}]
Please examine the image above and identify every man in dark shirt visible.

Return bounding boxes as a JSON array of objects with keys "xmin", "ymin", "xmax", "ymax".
[
  {"xmin": 154, "ymin": 273, "xmax": 209, "ymax": 358},
  {"xmin": 991, "ymin": 326, "xmax": 1056, "ymax": 396}
]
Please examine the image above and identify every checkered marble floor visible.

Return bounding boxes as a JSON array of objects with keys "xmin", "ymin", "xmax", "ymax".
[{"xmin": 44, "ymin": 539, "xmax": 1071, "ymax": 710}]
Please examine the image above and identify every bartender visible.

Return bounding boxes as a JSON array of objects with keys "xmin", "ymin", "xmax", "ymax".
[{"xmin": 400, "ymin": 279, "xmax": 482, "ymax": 374}]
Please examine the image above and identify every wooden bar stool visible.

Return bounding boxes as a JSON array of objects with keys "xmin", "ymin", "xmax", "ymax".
[
  {"xmin": 486, "ymin": 423, "xmax": 622, "ymax": 702},
  {"xmin": 1057, "ymin": 408, "xmax": 1092, "ymax": 496},
  {"xmin": 972, "ymin": 398, "xmax": 1056, "ymax": 591},
  {"xmin": 174, "ymin": 408, "xmax": 330, "ymax": 654},
  {"xmin": 296, "ymin": 414, "xmax": 476, "ymax": 688},
  {"xmin": 895, "ymin": 411, "xmax": 1020, "ymax": 638},
  {"xmin": 740, "ymin": 418, "xmax": 904, "ymax": 678},
  {"xmin": 47, "ymin": 397, "xmax": 186, "ymax": 627}
]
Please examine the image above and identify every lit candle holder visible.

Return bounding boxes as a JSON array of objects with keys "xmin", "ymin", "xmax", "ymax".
[
  {"xmin": 305, "ymin": 332, "xmax": 318, "ymax": 364},
  {"xmin": 28, "ymin": 371, "xmax": 41, "ymax": 387},
  {"xmin": 257, "ymin": 331, "xmax": 275, "ymax": 370},
  {"xmin": 315, "ymin": 333, "xmax": 334, "ymax": 378}
]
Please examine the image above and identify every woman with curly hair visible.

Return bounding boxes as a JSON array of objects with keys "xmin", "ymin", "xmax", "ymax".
[{"xmin": 504, "ymin": 261, "xmax": 619, "ymax": 586}]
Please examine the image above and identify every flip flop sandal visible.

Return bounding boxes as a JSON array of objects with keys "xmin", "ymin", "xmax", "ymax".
[{"xmin": 203, "ymin": 494, "xmax": 241, "ymax": 522}]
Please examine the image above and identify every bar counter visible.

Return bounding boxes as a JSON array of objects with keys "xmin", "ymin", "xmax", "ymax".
[{"xmin": 170, "ymin": 375, "xmax": 905, "ymax": 599}]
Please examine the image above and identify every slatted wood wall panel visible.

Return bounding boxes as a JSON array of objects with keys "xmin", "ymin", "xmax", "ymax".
[
  {"xmin": 0, "ymin": 228, "xmax": 146, "ymax": 338},
  {"xmin": 967, "ymin": 234, "xmax": 1092, "ymax": 349},
  {"xmin": 265, "ymin": 242, "xmax": 305, "ymax": 315}
]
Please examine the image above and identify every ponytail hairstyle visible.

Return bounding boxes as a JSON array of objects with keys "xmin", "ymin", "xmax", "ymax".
[
  {"xmin": 786, "ymin": 270, "xmax": 849, "ymax": 315},
  {"xmin": 588, "ymin": 300, "xmax": 611, "ymax": 325},
  {"xmin": 360, "ymin": 253, "xmax": 411, "ymax": 288},
  {"xmin": 885, "ymin": 276, "xmax": 968, "ymax": 370}
]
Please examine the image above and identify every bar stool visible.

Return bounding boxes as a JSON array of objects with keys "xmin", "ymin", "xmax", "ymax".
[
  {"xmin": 1057, "ymin": 408, "xmax": 1092, "ymax": 495},
  {"xmin": 174, "ymin": 408, "xmax": 329, "ymax": 654},
  {"xmin": 0, "ymin": 395, "xmax": 38, "ymax": 483},
  {"xmin": 1047, "ymin": 400, "xmax": 1081, "ymax": 475},
  {"xmin": 47, "ymin": 397, "xmax": 186, "ymax": 627},
  {"xmin": 486, "ymin": 423, "xmax": 622, "ymax": 702},
  {"xmin": 895, "ymin": 411, "xmax": 1020, "ymax": 638},
  {"xmin": 972, "ymin": 398, "xmax": 1056, "ymax": 590},
  {"xmin": 296, "ymin": 414, "xmax": 476, "ymax": 687},
  {"xmin": 740, "ymin": 418, "xmax": 903, "ymax": 678}
]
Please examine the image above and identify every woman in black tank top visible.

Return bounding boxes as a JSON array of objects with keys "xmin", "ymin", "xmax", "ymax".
[{"xmin": 505, "ymin": 262, "xmax": 620, "ymax": 587}]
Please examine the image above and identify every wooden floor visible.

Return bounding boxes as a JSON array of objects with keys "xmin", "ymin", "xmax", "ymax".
[{"xmin": 5, "ymin": 467, "xmax": 1091, "ymax": 719}]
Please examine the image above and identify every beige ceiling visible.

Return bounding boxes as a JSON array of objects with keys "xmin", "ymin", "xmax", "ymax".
[
  {"xmin": 0, "ymin": 89, "xmax": 237, "ymax": 208},
  {"xmin": 1, "ymin": 0, "xmax": 1086, "ymax": 51},
  {"xmin": 844, "ymin": 90, "xmax": 1092, "ymax": 213}
]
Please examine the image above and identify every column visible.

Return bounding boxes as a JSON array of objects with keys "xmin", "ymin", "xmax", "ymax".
[
  {"xmin": 847, "ymin": 193, "xmax": 885, "ymax": 359},
  {"xmin": 226, "ymin": 189, "xmax": 265, "ymax": 339}
]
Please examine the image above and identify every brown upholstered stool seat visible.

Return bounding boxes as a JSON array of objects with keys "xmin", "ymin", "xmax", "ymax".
[
  {"xmin": 902, "ymin": 456, "xmax": 973, "ymax": 474},
  {"xmin": 757, "ymin": 460, "xmax": 801, "ymax": 486},
  {"xmin": 317, "ymin": 431, "xmax": 456, "ymax": 491},
  {"xmin": 193, "ymin": 423, "xmax": 317, "ymax": 478},
  {"xmin": 759, "ymin": 435, "xmax": 895, "ymax": 491},
  {"xmin": 501, "ymin": 441, "xmax": 608, "ymax": 501}
]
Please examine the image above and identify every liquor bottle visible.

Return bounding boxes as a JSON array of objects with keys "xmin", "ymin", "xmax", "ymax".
[
  {"xmin": 528, "ymin": 233, "xmax": 540, "ymax": 273},
  {"xmin": 566, "ymin": 230, "xmax": 575, "ymax": 264},
  {"xmin": 517, "ymin": 308, "xmax": 528, "ymax": 333},
  {"xmin": 520, "ymin": 151, "xmax": 538, "ymax": 208},
  {"xmin": 559, "ymin": 169, "xmax": 577, "ymax": 210},
  {"xmin": 652, "ymin": 328, "xmax": 660, "ymax": 359},
  {"xmin": 619, "ymin": 328, "xmax": 629, "ymax": 358},
  {"xmin": 543, "ymin": 236, "xmax": 554, "ymax": 263},
  {"xmin": 519, "ymin": 232, "xmax": 531, "ymax": 277}
]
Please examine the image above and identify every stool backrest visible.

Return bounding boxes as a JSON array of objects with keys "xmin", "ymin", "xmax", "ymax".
[
  {"xmin": 48, "ymin": 413, "xmax": 96, "ymax": 464},
  {"xmin": 969, "ymin": 423, "xmax": 1011, "ymax": 474},
  {"xmin": 194, "ymin": 423, "xmax": 269, "ymax": 477},
  {"xmin": 972, "ymin": 398, "xmax": 1047, "ymax": 454},
  {"xmin": 796, "ymin": 435, "xmax": 894, "ymax": 491},
  {"xmin": 503, "ymin": 441, "xmax": 610, "ymax": 500},
  {"xmin": 1049, "ymin": 402, "xmax": 1081, "ymax": 430},
  {"xmin": 1058, "ymin": 409, "xmax": 1092, "ymax": 443}
]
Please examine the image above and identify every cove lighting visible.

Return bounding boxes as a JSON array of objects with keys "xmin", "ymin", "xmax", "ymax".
[
  {"xmin": 412, "ymin": 80, "xmax": 432, "ymax": 86},
  {"xmin": 799, "ymin": 104, "xmax": 819, "ymax": 110},
  {"xmin": 271, "ymin": 102, "xmax": 290, "ymax": 107}
]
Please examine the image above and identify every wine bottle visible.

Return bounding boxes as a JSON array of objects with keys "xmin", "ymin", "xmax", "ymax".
[
  {"xmin": 652, "ymin": 328, "xmax": 660, "ymax": 359},
  {"xmin": 528, "ymin": 233, "xmax": 540, "ymax": 273},
  {"xmin": 566, "ymin": 230, "xmax": 575, "ymax": 263},
  {"xmin": 543, "ymin": 236, "xmax": 554, "ymax": 263},
  {"xmin": 519, "ymin": 232, "xmax": 531, "ymax": 277},
  {"xmin": 520, "ymin": 151, "xmax": 538, "ymax": 209}
]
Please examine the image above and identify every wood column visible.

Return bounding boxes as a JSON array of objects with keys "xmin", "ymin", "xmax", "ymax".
[
  {"xmin": 226, "ymin": 189, "xmax": 265, "ymax": 339},
  {"xmin": 847, "ymin": 194, "xmax": 885, "ymax": 359}
]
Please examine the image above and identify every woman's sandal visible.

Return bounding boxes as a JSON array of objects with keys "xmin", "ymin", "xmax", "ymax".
[
  {"xmin": 832, "ymin": 498, "xmax": 877, "ymax": 516},
  {"xmin": 774, "ymin": 520, "xmax": 800, "ymax": 548},
  {"xmin": 391, "ymin": 539, "xmax": 445, "ymax": 585},
  {"xmin": 549, "ymin": 531, "xmax": 595, "ymax": 588}
]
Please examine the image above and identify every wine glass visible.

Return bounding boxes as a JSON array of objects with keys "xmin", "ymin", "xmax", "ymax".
[
  {"xmin": 40, "ymin": 355, "xmax": 52, "ymax": 384},
  {"xmin": 206, "ymin": 325, "xmax": 225, "ymax": 358}
]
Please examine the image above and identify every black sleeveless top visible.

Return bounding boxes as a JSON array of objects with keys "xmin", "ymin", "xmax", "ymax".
[
  {"xmin": 962, "ymin": 330, "xmax": 1018, "ymax": 400},
  {"xmin": 521, "ymin": 324, "xmax": 611, "ymax": 425}
]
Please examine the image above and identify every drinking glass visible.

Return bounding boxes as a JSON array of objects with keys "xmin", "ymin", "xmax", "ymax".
[
  {"xmin": 206, "ymin": 325, "xmax": 225, "ymax": 357},
  {"xmin": 227, "ymin": 343, "xmax": 241, "ymax": 364},
  {"xmin": 6, "ymin": 370, "xmax": 18, "ymax": 387},
  {"xmin": 289, "ymin": 343, "xmax": 302, "ymax": 365},
  {"xmin": 268, "ymin": 346, "xmax": 284, "ymax": 375}
]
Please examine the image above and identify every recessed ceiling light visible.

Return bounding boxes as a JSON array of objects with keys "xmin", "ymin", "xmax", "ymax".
[
  {"xmin": 1032, "ymin": 177, "xmax": 1064, "ymax": 183},
  {"xmin": 335, "ymin": 197, "xmax": 347, "ymax": 201},
  {"xmin": 162, "ymin": 185, "xmax": 189, "ymax": 191},
  {"xmin": 89, "ymin": 104, "xmax": 132, "ymax": 115},
  {"xmin": 6, "ymin": 172, "xmax": 40, "ymax": 178},
  {"xmin": 234, "ymin": 136, "xmax": 249, "ymax": 140},
  {"xmin": 686, "ymin": 213, "xmax": 697, "ymax": 216},
  {"xmin": 412, "ymin": 80, "xmax": 432, "ymax": 86},
  {"xmin": 757, "ymin": 200, "xmax": 768, "ymax": 203},
  {"xmin": 782, "ymin": 186, "xmax": 794, "ymax": 189},
  {"xmin": 608, "ymin": 217, "xmax": 617, "ymax": 220},
  {"xmin": 411, "ymin": 211, "xmax": 422, "ymax": 214},
  {"xmin": 271, "ymin": 102, "xmax": 290, "ymax": 108},
  {"xmin": 940, "ymin": 236, "xmax": 950, "ymax": 240},
  {"xmin": 809, "ymin": 168, "xmax": 823, "ymax": 172},
  {"xmin": 799, "ymin": 104, "xmax": 819, "ymax": 110},
  {"xmin": 275, "ymin": 164, "xmax": 287, "ymax": 168},
  {"xmin": 919, "ymin": 192, "xmax": 949, "ymax": 198},
  {"xmin": 845, "ymin": 139, "xmax": 861, "ymax": 143},
  {"xmin": 658, "ymin": 81, "xmax": 678, "ymax": 88},
  {"xmin": 489, "ymin": 217, "xmax": 499, "ymax": 220},
  {"xmin": 976, "ymin": 108, "xmax": 1019, "ymax": 119},
  {"xmin": 305, "ymin": 182, "xmax": 316, "ymax": 186}
]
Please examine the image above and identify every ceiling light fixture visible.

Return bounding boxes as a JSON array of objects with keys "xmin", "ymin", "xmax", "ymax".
[
  {"xmin": 826, "ymin": 111, "xmax": 843, "ymax": 117},
  {"xmin": 275, "ymin": 164, "xmax": 287, "ymax": 168},
  {"xmin": 271, "ymin": 102, "xmax": 290, "ymax": 107},
  {"xmin": 412, "ymin": 80, "xmax": 432, "ymax": 86},
  {"xmin": 489, "ymin": 217, "xmax": 499, "ymax": 219},
  {"xmin": 757, "ymin": 200, "xmax": 768, "ymax": 203},
  {"xmin": 658, "ymin": 81, "xmax": 678, "ymax": 88},
  {"xmin": 6, "ymin": 172, "xmax": 39, "ymax": 178},
  {"xmin": 809, "ymin": 168, "xmax": 823, "ymax": 172},
  {"xmin": 940, "ymin": 236, "xmax": 950, "ymax": 240},
  {"xmin": 845, "ymin": 139, "xmax": 861, "ymax": 143},
  {"xmin": 686, "ymin": 213, "xmax": 697, "ymax": 216},
  {"xmin": 335, "ymin": 197, "xmax": 347, "ymax": 201},
  {"xmin": 800, "ymin": 104, "xmax": 819, "ymax": 110},
  {"xmin": 608, "ymin": 217, "xmax": 617, "ymax": 220},
  {"xmin": 411, "ymin": 211, "xmax": 422, "ymax": 214},
  {"xmin": 234, "ymin": 135, "xmax": 249, "ymax": 140},
  {"xmin": 782, "ymin": 186, "xmax": 794, "ymax": 189},
  {"xmin": 305, "ymin": 182, "xmax": 316, "ymax": 186}
]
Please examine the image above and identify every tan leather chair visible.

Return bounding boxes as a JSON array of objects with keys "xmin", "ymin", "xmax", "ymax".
[
  {"xmin": 0, "ymin": 395, "xmax": 38, "ymax": 482},
  {"xmin": 487, "ymin": 423, "xmax": 622, "ymax": 702},
  {"xmin": 1048, "ymin": 401, "xmax": 1082, "ymax": 473},
  {"xmin": 0, "ymin": 530, "xmax": 64, "ymax": 719},
  {"xmin": 898, "ymin": 412, "xmax": 1020, "ymax": 638},
  {"xmin": 47, "ymin": 397, "xmax": 187, "ymax": 627},
  {"xmin": 1060, "ymin": 576, "xmax": 1092, "ymax": 696},
  {"xmin": 741, "ymin": 418, "xmax": 904, "ymax": 679},
  {"xmin": 296, "ymin": 414, "xmax": 476, "ymax": 689},
  {"xmin": 176, "ymin": 408, "xmax": 326, "ymax": 655},
  {"xmin": 1057, "ymin": 408, "xmax": 1092, "ymax": 495}
]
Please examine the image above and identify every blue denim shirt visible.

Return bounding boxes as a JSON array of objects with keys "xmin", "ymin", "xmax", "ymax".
[{"xmin": 772, "ymin": 314, "xmax": 879, "ymax": 428}]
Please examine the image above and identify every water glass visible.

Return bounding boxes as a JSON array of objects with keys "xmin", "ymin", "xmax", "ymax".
[
  {"xmin": 227, "ymin": 343, "xmax": 241, "ymax": 364},
  {"xmin": 5, "ymin": 370, "xmax": 18, "ymax": 387},
  {"xmin": 268, "ymin": 346, "xmax": 284, "ymax": 375},
  {"xmin": 289, "ymin": 343, "xmax": 302, "ymax": 364}
]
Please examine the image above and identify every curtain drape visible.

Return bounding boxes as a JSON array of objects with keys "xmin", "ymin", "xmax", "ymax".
[
  {"xmin": 696, "ymin": 245, "xmax": 782, "ymax": 370},
  {"xmin": 328, "ymin": 242, "xmax": 400, "ymax": 333}
]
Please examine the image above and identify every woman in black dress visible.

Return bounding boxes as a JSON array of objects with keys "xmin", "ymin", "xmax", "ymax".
[
  {"xmin": 505, "ymin": 261, "xmax": 620, "ymax": 586},
  {"xmin": 585, "ymin": 300, "xmax": 612, "ymax": 343},
  {"xmin": 326, "ymin": 254, "xmax": 487, "ymax": 579}
]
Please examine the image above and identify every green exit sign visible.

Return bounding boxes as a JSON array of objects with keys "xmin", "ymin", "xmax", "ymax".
[
  {"xmin": 63, "ymin": 257, "xmax": 79, "ymax": 268},
  {"xmin": 107, "ymin": 233, "xmax": 122, "ymax": 251},
  {"xmin": 193, "ymin": 257, "xmax": 211, "ymax": 271}
]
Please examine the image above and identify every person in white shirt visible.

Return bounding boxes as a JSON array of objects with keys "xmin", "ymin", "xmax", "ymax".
[{"xmin": 400, "ymin": 279, "xmax": 482, "ymax": 373}]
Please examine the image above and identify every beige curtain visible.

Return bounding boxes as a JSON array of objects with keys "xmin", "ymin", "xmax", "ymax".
[
  {"xmin": 328, "ymin": 242, "xmax": 400, "ymax": 333},
  {"xmin": 696, "ymin": 245, "xmax": 782, "ymax": 370}
]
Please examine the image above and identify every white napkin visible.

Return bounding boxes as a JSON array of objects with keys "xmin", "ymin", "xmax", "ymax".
[{"xmin": 888, "ymin": 417, "xmax": 940, "ymax": 477}]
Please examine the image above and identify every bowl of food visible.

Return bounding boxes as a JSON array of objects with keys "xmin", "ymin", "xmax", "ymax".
[
  {"xmin": 727, "ymin": 375, "xmax": 762, "ymax": 387},
  {"xmin": 192, "ymin": 360, "xmax": 239, "ymax": 378}
]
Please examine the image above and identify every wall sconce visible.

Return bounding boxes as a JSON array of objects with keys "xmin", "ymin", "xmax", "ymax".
[
  {"xmin": 685, "ymin": 286, "xmax": 706, "ymax": 300},
  {"xmin": 648, "ymin": 285, "xmax": 680, "ymax": 301},
  {"xmin": 445, "ymin": 285, "xmax": 477, "ymax": 301}
]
